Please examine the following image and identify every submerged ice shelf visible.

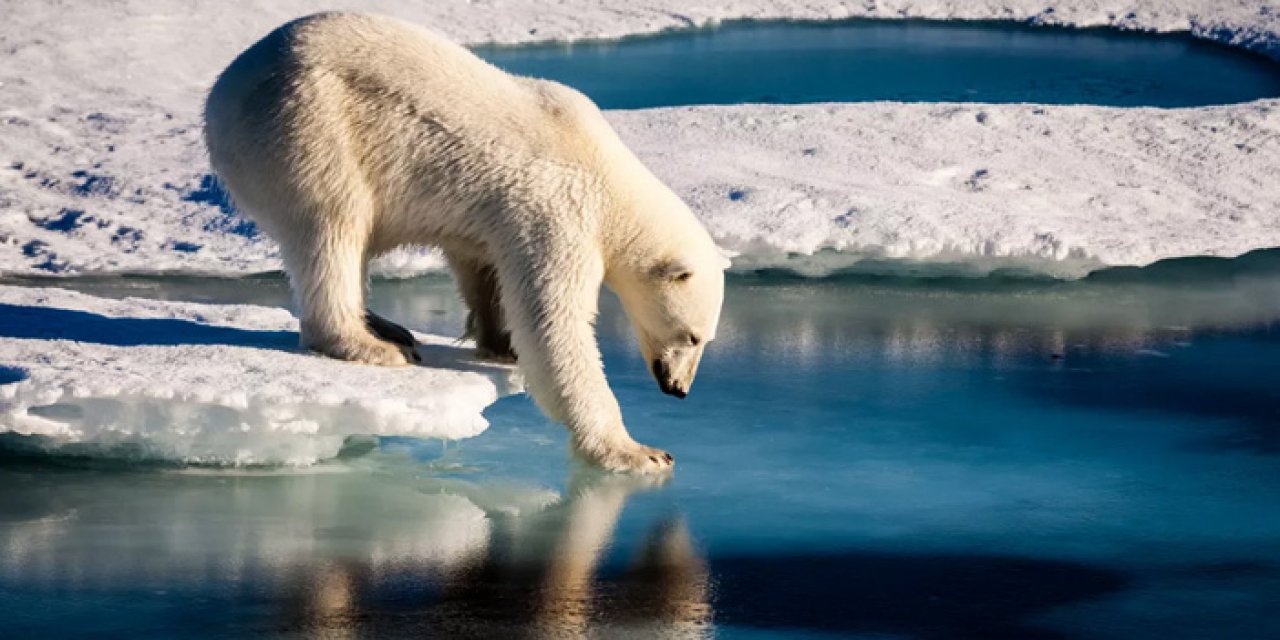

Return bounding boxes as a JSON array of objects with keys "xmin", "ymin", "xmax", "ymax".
[{"xmin": 0, "ymin": 285, "xmax": 520, "ymax": 465}]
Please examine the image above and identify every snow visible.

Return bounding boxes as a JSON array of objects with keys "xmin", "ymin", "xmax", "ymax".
[
  {"xmin": 0, "ymin": 0, "xmax": 1277, "ymax": 279},
  {"xmin": 0, "ymin": 285, "xmax": 520, "ymax": 465},
  {"xmin": 620, "ymin": 100, "xmax": 1280, "ymax": 277}
]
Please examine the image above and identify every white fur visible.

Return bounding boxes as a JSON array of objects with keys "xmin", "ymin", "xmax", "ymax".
[{"xmin": 204, "ymin": 13, "xmax": 727, "ymax": 473}]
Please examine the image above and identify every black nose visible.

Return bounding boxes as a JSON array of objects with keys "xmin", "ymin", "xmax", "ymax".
[
  {"xmin": 652, "ymin": 359, "xmax": 687, "ymax": 399},
  {"xmin": 652, "ymin": 359, "xmax": 667, "ymax": 381}
]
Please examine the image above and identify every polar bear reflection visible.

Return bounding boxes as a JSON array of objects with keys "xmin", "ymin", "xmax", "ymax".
[
  {"xmin": 0, "ymin": 465, "xmax": 710, "ymax": 638},
  {"xmin": 285, "ymin": 473, "xmax": 710, "ymax": 638}
]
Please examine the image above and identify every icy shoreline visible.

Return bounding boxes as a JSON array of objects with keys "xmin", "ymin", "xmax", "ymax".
[
  {"xmin": 0, "ymin": 285, "xmax": 519, "ymax": 465},
  {"xmin": 620, "ymin": 99, "xmax": 1280, "ymax": 278},
  {"xmin": 1, "ymin": 0, "xmax": 1278, "ymax": 279}
]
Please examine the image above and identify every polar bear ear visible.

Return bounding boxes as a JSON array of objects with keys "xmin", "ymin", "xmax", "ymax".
[{"xmin": 650, "ymin": 259, "xmax": 694, "ymax": 282}]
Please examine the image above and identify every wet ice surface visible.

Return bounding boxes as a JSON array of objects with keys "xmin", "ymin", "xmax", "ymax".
[{"xmin": 3, "ymin": 272, "xmax": 1280, "ymax": 639}]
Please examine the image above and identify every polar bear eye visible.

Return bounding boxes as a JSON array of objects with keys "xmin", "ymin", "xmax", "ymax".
[
  {"xmin": 649, "ymin": 260, "xmax": 694, "ymax": 282},
  {"xmin": 688, "ymin": 333, "xmax": 702, "ymax": 346}
]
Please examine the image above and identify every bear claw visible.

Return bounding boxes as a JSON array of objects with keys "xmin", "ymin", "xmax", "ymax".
[
  {"xmin": 399, "ymin": 342, "xmax": 422, "ymax": 364},
  {"xmin": 365, "ymin": 311, "xmax": 417, "ymax": 349},
  {"xmin": 362, "ymin": 311, "xmax": 422, "ymax": 364},
  {"xmin": 581, "ymin": 440, "xmax": 675, "ymax": 474}
]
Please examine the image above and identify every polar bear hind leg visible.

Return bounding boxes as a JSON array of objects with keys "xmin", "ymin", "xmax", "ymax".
[
  {"xmin": 448, "ymin": 252, "xmax": 516, "ymax": 362},
  {"xmin": 359, "ymin": 256, "xmax": 420, "ymax": 360}
]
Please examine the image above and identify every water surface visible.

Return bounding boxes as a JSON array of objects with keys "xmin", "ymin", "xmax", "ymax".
[
  {"xmin": 475, "ymin": 20, "xmax": 1280, "ymax": 108},
  {"xmin": 3, "ymin": 271, "xmax": 1280, "ymax": 638}
]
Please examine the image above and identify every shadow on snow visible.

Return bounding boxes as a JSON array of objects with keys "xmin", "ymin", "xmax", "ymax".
[{"xmin": 0, "ymin": 303, "xmax": 499, "ymax": 376}]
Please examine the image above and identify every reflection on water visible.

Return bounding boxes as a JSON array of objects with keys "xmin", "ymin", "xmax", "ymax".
[
  {"xmin": 4, "ymin": 262, "xmax": 1280, "ymax": 638},
  {"xmin": 1, "ymin": 456, "xmax": 1141, "ymax": 639},
  {"xmin": 707, "ymin": 262, "xmax": 1280, "ymax": 368},
  {"xmin": 0, "ymin": 461, "xmax": 709, "ymax": 638}
]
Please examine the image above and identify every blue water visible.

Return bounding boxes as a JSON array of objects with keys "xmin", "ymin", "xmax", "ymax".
[
  {"xmin": 3, "ymin": 270, "xmax": 1280, "ymax": 638},
  {"xmin": 475, "ymin": 21, "xmax": 1280, "ymax": 108}
]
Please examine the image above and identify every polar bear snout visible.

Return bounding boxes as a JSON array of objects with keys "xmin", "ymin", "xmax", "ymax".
[
  {"xmin": 652, "ymin": 359, "xmax": 688, "ymax": 398},
  {"xmin": 651, "ymin": 345, "xmax": 705, "ymax": 399}
]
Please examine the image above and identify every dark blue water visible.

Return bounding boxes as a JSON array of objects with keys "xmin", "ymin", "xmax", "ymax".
[
  {"xmin": 475, "ymin": 21, "xmax": 1280, "ymax": 108},
  {"xmin": 3, "ymin": 271, "xmax": 1280, "ymax": 638}
]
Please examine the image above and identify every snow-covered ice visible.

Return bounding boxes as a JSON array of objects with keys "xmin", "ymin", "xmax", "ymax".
[
  {"xmin": 1, "ymin": 1, "xmax": 1278, "ymax": 278},
  {"xmin": 0, "ymin": 285, "xmax": 519, "ymax": 465},
  {"xmin": 620, "ymin": 100, "xmax": 1280, "ymax": 277}
]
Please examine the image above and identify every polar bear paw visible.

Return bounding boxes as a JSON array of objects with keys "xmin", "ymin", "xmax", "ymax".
[
  {"xmin": 580, "ymin": 439, "xmax": 675, "ymax": 474},
  {"xmin": 309, "ymin": 334, "xmax": 417, "ymax": 367}
]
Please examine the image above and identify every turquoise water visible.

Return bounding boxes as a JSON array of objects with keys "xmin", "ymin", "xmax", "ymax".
[
  {"xmin": 475, "ymin": 21, "xmax": 1280, "ymax": 108},
  {"xmin": 3, "ymin": 269, "xmax": 1280, "ymax": 638}
]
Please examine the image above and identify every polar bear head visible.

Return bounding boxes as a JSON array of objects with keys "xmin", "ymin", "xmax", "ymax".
[{"xmin": 612, "ymin": 235, "xmax": 729, "ymax": 399}]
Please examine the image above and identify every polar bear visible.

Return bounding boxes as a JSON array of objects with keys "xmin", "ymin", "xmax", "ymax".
[{"xmin": 204, "ymin": 13, "xmax": 727, "ymax": 473}]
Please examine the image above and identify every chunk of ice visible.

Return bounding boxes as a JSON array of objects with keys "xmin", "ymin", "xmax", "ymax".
[{"xmin": 0, "ymin": 285, "xmax": 520, "ymax": 465}]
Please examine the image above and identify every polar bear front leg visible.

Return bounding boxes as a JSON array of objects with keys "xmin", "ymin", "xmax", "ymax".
[{"xmin": 495, "ymin": 245, "xmax": 673, "ymax": 474}]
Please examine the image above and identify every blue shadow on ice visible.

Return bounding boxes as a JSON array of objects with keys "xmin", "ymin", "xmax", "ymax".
[
  {"xmin": 0, "ymin": 366, "xmax": 24, "ymax": 385},
  {"xmin": 0, "ymin": 302, "xmax": 506, "ymax": 377},
  {"xmin": 0, "ymin": 303, "xmax": 296, "ymax": 350},
  {"xmin": 179, "ymin": 174, "xmax": 259, "ymax": 238}
]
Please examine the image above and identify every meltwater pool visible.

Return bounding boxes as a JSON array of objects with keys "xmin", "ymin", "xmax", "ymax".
[{"xmin": 475, "ymin": 20, "xmax": 1280, "ymax": 108}]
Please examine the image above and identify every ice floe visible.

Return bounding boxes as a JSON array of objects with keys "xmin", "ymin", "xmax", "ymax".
[
  {"xmin": 0, "ymin": 285, "xmax": 519, "ymax": 465},
  {"xmin": 0, "ymin": 0, "xmax": 1277, "ymax": 278},
  {"xmin": 617, "ymin": 100, "xmax": 1280, "ymax": 278}
]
